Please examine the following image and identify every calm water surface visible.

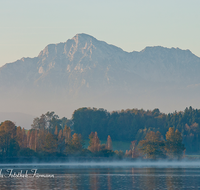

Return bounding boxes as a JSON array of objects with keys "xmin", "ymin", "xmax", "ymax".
[{"xmin": 0, "ymin": 162, "xmax": 200, "ymax": 190}]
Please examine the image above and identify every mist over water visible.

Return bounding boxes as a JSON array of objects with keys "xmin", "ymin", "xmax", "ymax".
[
  {"xmin": 1, "ymin": 161, "xmax": 200, "ymax": 189},
  {"xmin": 1, "ymin": 160, "xmax": 200, "ymax": 169}
]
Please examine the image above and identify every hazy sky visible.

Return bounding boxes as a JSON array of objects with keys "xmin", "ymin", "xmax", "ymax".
[{"xmin": 0, "ymin": 0, "xmax": 200, "ymax": 67}]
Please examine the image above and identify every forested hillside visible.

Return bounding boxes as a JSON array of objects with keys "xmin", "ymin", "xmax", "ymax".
[
  {"xmin": 72, "ymin": 106, "xmax": 200, "ymax": 153},
  {"xmin": 0, "ymin": 106, "xmax": 200, "ymax": 156}
]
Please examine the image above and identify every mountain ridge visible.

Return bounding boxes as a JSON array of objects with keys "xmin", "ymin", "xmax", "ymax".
[{"xmin": 0, "ymin": 33, "xmax": 200, "ymax": 120}]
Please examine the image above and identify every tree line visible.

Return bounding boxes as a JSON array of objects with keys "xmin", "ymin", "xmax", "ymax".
[
  {"xmin": 72, "ymin": 106, "xmax": 200, "ymax": 153},
  {"xmin": 0, "ymin": 106, "xmax": 198, "ymax": 159},
  {"xmin": 0, "ymin": 119, "xmax": 185, "ymax": 159},
  {"xmin": 0, "ymin": 112, "xmax": 117, "ymax": 158}
]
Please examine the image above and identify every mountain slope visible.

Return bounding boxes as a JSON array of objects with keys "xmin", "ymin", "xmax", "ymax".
[{"xmin": 0, "ymin": 33, "xmax": 200, "ymax": 123}]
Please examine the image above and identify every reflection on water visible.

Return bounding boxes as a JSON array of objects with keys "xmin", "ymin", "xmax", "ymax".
[{"xmin": 0, "ymin": 163, "xmax": 200, "ymax": 189}]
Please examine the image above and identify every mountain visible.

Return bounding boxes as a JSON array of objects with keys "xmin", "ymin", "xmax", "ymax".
[{"xmin": 0, "ymin": 33, "xmax": 200, "ymax": 127}]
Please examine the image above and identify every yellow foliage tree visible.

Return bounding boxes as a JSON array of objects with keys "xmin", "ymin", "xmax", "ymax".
[
  {"xmin": 88, "ymin": 132, "xmax": 101, "ymax": 152},
  {"xmin": 139, "ymin": 131, "xmax": 165, "ymax": 159},
  {"xmin": 165, "ymin": 127, "xmax": 185, "ymax": 159},
  {"xmin": 106, "ymin": 135, "xmax": 112, "ymax": 150},
  {"xmin": 44, "ymin": 133, "xmax": 57, "ymax": 153}
]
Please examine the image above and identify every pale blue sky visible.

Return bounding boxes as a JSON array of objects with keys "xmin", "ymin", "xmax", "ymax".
[{"xmin": 0, "ymin": 0, "xmax": 200, "ymax": 67}]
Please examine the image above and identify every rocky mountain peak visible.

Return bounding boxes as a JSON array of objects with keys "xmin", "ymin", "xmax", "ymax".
[
  {"xmin": 1, "ymin": 34, "xmax": 200, "ymax": 118},
  {"xmin": 72, "ymin": 33, "xmax": 97, "ymax": 44}
]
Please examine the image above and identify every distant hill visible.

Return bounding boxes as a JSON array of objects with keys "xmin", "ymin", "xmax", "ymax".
[
  {"xmin": 0, "ymin": 112, "xmax": 35, "ymax": 129},
  {"xmin": 0, "ymin": 33, "xmax": 200, "ymax": 118}
]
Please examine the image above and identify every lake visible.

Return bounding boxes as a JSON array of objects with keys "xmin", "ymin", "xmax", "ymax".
[{"xmin": 0, "ymin": 161, "xmax": 200, "ymax": 189}]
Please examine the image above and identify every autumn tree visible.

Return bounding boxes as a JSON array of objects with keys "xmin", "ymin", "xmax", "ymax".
[
  {"xmin": 63, "ymin": 125, "xmax": 71, "ymax": 144},
  {"xmin": 54, "ymin": 126, "xmax": 58, "ymax": 136},
  {"xmin": 70, "ymin": 133, "xmax": 83, "ymax": 153},
  {"xmin": 88, "ymin": 132, "xmax": 101, "ymax": 152},
  {"xmin": 26, "ymin": 130, "xmax": 30, "ymax": 148},
  {"xmin": 21, "ymin": 128, "xmax": 27, "ymax": 148},
  {"xmin": 0, "ymin": 120, "xmax": 16, "ymax": 138},
  {"xmin": 16, "ymin": 126, "xmax": 23, "ymax": 147},
  {"xmin": 106, "ymin": 135, "xmax": 112, "ymax": 150},
  {"xmin": 125, "ymin": 141, "xmax": 139, "ymax": 158},
  {"xmin": 37, "ymin": 129, "xmax": 48, "ymax": 152},
  {"xmin": 44, "ymin": 133, "xmax": 57, "ymax": 153},
  {"xmin": 130, "ymin": 141, "xmax": 138, "ymax": 158},
  {"xmin": 139, "ymin": 131, "xmax": 165, "ymax": 159},
  {"xmin": 57, "ymin": 129, "xmax": 65, "ymax": 154},
  {"xmin": 15, "ymin": 127, "xmax": 27, "ymax": 149},
  {"xmin": 0, "ymin": 120, "xmax": 19, "ymax": 156},
  {"xmin": 27, "ymin": 130, "xmax": 36, "ymax": 150},
  {"xmin": 165, "ymin": 127, "xmax": 185, "ymax": 159}
]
